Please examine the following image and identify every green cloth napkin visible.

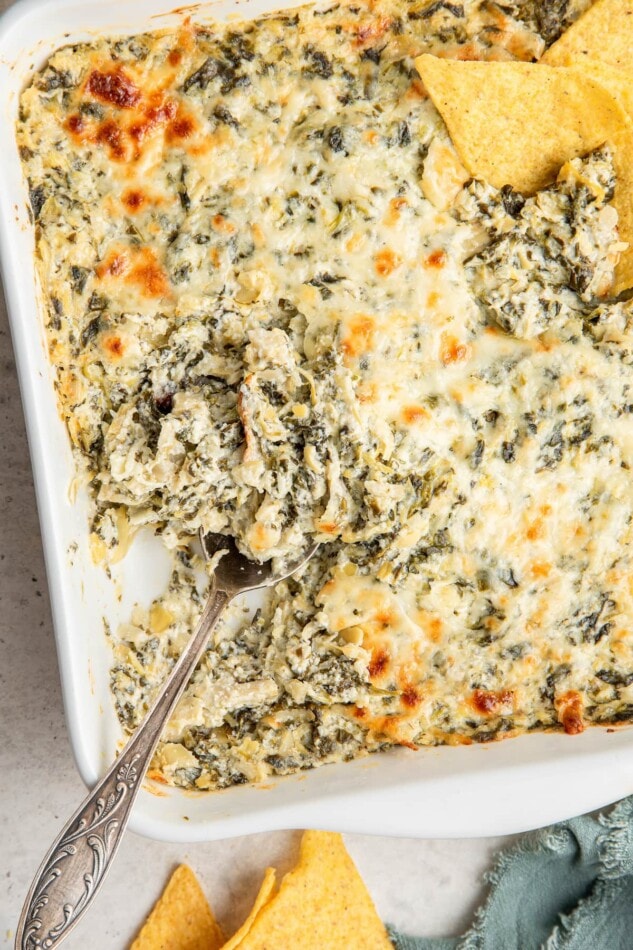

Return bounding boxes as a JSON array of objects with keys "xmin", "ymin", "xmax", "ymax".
[{"xmin": 388, "ymin": 797, "xmax": 633, "ymax": 950}]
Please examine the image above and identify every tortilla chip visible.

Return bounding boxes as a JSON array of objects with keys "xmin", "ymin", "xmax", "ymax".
[
  {"xmin": 130, "ymin": 865, "xmax": 224, "ymax": 950},
  {"xmin": 542, "ymin": 0, "xmax": 633, "ymax": 70},
  {"xmin": 221, "ymin": 868, "xmax": 276, "ymax": 950},
  {"xmin": 567, "ymin": 61, "xmax": 633, "ymax": 123},
  {"xmin": 234, "ymin": 831, "xmax": 392, "ymax": 949},
  {"xmin": 413, "ymin": 55, "xmax": 633, "ymax": 293},
  {"xmin": 414, "ymin": 56, "xmax": 626, "ymax": 192},
  {"xmin": 537, "ymin": 56, "xmax": 633, "ymax": 145}
]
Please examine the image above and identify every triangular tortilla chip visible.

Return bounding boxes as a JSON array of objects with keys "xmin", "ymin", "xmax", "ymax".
[
  {"xmin": 234, "ymin": 831, "xmax": 392, "ymax": 949},
  {"xmin": 130, "ymin": 865, "xmax": 224, "ymax": 950},
  {"xmin": 413, "ymin": 55, "xmax": 633, "ymax": 293},
  {"xmin": 221, "ymin": 867, "xmax": 276, "ymax": 950},
  {"xmin": 413, "ymin": 55, "xmax": 629, "ymax": 193},
  {"xmin": 542, "ymin": 0, "xmax": 633, "ymax": 69}
]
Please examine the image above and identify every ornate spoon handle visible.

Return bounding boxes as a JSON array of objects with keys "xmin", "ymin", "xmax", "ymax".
[{"xmin": 15, "ymin": 588, "xmax": 229, "ymax": 950}]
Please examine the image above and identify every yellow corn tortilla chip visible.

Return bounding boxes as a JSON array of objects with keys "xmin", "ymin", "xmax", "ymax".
[
  {"xmin": 130, "ymin": 865, "xmax": 224, "ymax": 950},
  {"xmin": 234, "ymin": 831, "xmax": 393, "ymax": 949},
  {"xmin": 221, "ymin": 867, "xmax": 276, "ymax": 950},
  {"xmin": 413, "ymin": 55, "xmax": 627, "ymax": 192},
  {"xmin": 542, "ymin": 0, "xmax": 633, "ymax": 69},
  {"xmin": 413, "ymin": 54, "xmax": 633, "ymax": 294},
  {"xmin": 568, "ymin": 61, "xmax": 633, "ymax": 123}
]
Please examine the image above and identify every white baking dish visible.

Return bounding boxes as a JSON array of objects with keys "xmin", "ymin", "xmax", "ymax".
[{"xmin": 3, "ymin": 0, "xmax": 633, "ymax": 843}]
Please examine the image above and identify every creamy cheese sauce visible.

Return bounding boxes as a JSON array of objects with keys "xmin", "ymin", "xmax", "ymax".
[{"xmin": 20, "ymin": 0, "xmax": 633, "ymax": 792}]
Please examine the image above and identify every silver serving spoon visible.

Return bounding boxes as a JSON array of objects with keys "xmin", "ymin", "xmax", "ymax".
[{"xmin": 15, "ymin": 532, "xmax": 318, "ymax": 950}]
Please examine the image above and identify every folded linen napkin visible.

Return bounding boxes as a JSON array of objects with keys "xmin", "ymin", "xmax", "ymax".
[{"xmin": 389, "ymin": 797, "xmax": 633, "ymax": 950}]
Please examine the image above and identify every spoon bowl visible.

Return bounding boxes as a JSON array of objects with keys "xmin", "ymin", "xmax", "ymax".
[
  {"xmin": 201, "ymin": 531, "xmax": 318, "ymax": 594},
  {"xmin": 16, "ymin": 533, "xmax": 319, "ymax": 950}
]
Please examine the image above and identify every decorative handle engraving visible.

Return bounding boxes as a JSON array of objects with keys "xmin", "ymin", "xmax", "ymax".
[
  {"xmin": 20, "ymin": 753, "xmax": 141, "ymax": 949},
  {"xmin": 16, "ymin": 589, "xmax": 229, "ymax": 950}
]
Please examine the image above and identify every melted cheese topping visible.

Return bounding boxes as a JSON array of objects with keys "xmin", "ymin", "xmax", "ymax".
[{"xmin": 21, "ymin": 0, "xmax": 633, "ymax": 794}]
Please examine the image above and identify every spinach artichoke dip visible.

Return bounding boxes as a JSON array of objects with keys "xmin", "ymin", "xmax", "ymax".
[{"xmin": 18, "ymin": 0, "xmax": 633, "ymax": 791}]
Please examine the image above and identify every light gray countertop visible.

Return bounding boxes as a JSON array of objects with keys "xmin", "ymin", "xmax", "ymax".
[{"xmin": 0, "ymin": 0, "xmax": 510, "ymax": 943}]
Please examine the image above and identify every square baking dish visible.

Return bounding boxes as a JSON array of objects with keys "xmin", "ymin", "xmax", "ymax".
[{"xmin": 3, "ymin": 0, "xmax": 633, "ymax": 843}]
